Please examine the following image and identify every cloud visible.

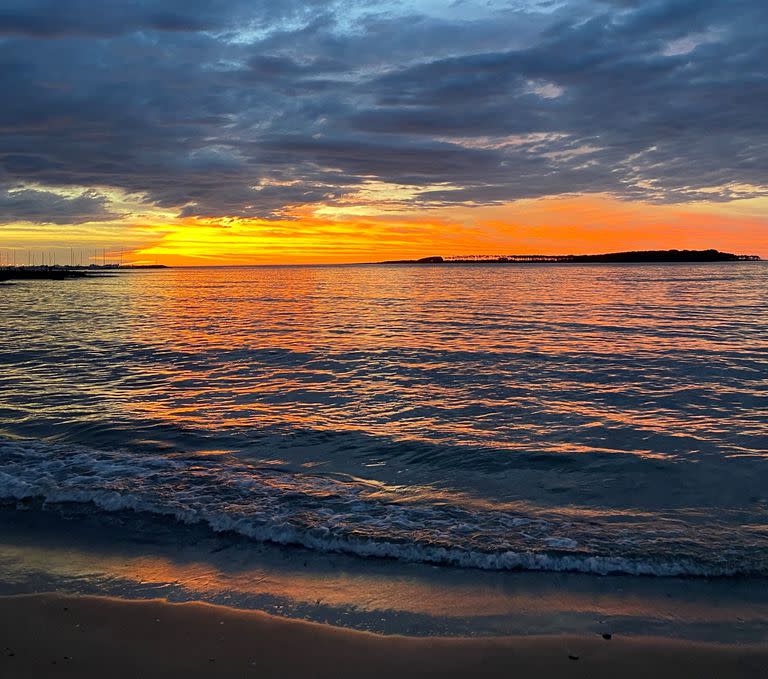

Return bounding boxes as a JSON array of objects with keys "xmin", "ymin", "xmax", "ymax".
[
  {"xmin": 0, "ymin": 185, "xmax": 120, "ymax": 224},
  {"xmin": 0, "ymin": 0, "xmax": 338, "ymax": 37},
  {"xmin": 0, "ymin": 0, "xmax": 765, "ymax": 224}
]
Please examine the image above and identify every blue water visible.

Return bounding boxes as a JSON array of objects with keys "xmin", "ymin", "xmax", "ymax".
[{"xmin": 0, "ymin": 263, "xmax": 766, "ymax": 576}]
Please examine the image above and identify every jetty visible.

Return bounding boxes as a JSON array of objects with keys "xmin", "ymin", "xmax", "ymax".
[{"xmin": 0, "ymin": 264, "xmax": 168, "ymax": 282}]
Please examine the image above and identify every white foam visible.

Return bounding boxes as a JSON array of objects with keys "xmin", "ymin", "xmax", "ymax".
[{"xmin": 0, "ymin": 438, "xmax": 760, "ymax": 578}]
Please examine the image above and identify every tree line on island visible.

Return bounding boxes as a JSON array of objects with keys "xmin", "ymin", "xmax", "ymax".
[{"xmin": 382, "ymin": 249, "xmax": 761, "ymax": 264}]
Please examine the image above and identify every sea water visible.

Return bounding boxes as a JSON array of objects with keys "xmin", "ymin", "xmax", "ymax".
[{"xmin": 0, "ymin": 263, "xmax": 766, "ymax": 584}]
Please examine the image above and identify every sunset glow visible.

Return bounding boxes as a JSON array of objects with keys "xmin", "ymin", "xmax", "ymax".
[
  {"xmin": 3, "ymin": 194, "xmax": 764, "ymax": 267},
  {"xmin": 0, "ymin": 0, "xmax": 765, "ymax": 264},
  {"xmin": 128, "ymin": 195, "xmax": 768, "ymax": 265}
]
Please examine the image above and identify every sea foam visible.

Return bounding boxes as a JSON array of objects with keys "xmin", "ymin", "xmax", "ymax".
[{"xmin": 0, "ymin": 438, "xmax": 762, "ymax": 578}]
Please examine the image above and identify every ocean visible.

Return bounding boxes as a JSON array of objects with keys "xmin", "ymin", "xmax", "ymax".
[{"xmin": 1, "ymin": 263, "xmax": 767, "ymax": 635}]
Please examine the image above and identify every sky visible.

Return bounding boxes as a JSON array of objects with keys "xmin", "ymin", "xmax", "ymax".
[{"xmin": 0, "ymin": 0, "xmax": 766, "ymax": 264}]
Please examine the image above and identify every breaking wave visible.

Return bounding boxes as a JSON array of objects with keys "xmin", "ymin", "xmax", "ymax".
[{"xmin": 1, "ymin": 438, "xmax": 764, "ymax": 578}]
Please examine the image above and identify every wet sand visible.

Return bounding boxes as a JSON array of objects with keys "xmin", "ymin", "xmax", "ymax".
[{"xmin": 1, "ymin": 593, "xmax": 765, "ymax": 678}]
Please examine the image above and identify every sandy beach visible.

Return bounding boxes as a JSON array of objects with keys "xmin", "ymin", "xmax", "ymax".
[{"xmin": 1, "ymin": 593, "xmax": 766, "ymax": 678}]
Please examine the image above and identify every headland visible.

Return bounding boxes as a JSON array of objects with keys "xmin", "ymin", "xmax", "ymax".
[{"xmin": 382, "ymin": 249, "xmax": 761, "ymax": 264}]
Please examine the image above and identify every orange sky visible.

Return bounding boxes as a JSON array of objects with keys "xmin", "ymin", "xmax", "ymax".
[
  {"xmin": 130, "ymin": 194, "xmax": 767, "ymax": 265},
  {"xmin": 1, "ymin": 193, "xmax": 766, "ymax": 265}
]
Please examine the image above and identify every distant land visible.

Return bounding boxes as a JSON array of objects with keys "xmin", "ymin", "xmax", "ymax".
[
  {"xmin": 85, "ymin": 264, "xmax": 170, "ymax": 270},
  {"xmin": 382, "ymin": 249, "xmax": 762, "ymax": 264},
  {"xmin": 0, "ymin": 264, "xmax": 169, "ymax": 282}
]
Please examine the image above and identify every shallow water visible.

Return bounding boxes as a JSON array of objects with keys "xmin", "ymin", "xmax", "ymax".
[
  {"xmin": 3, "ymin": 505, "xmax": 768, "ymax": 640},
  {"xmin": 1, "ymin": 263, "xmax": 767, "ymax": 576}
]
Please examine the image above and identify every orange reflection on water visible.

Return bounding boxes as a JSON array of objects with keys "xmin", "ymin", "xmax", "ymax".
[
  {"xmin": 3, "ymin": 540, "xmax": 768, "ymax": 623},
  {"xmin": 112, "ymin": 263, "xmax": 767, "ymax": 464}
]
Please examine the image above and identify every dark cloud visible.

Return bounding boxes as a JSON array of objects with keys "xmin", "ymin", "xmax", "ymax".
[
  {"xmin": 0, "ymin": 184, "xmax": 119, "ymax": 223},
  {"xmin": 0, "ymin": 0, "xmax": 336, "ymax": 37},
  {"xmin": 0, "ymin": 0, "xmax": 766, "ymax": 223}
]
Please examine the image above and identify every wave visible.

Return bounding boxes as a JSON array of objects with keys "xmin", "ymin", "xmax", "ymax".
[{"xmin": 0, "ymin": 438, "xmax": 763, "ymax": 578}]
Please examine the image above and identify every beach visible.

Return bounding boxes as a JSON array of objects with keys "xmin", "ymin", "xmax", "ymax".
[{"xmin": 2, "ymin": 593, "xmax": 766, "ymax": 678}]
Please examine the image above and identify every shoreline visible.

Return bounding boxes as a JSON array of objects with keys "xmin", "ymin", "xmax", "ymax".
[
  {"xmin": 2, "ymin": 593, "xmax": 767, "ymax": 678},
  {"xmin": 1, "ymin": 504, "xmax": 767, "ymax": 643}
]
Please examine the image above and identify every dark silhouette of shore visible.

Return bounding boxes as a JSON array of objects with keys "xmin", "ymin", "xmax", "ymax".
[
  {"xmin": 0, "ymin": 264, "xmax": 169, "ymax": 282},
  {"xmin": 382, "ymin": 249, "xmax": 761, "ymax": 264}
]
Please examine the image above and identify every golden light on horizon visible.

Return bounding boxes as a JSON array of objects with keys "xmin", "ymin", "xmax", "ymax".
[
  {"xmin": 1, "ymin": 194, "xmax": 766, "ymax": 266},
  {"xmin": 123, "ymin": 194, "xmax": 768, "ymax": 265}
]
